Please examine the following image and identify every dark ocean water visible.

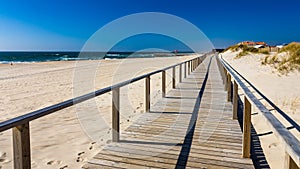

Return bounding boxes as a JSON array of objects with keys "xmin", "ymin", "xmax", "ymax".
[{"xmin": 0, "ymin": 52, "xmax": 193, "ymax": 63}]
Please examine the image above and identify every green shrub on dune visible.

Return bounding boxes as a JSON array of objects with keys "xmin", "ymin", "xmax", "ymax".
[
  {"xmin": 261, "ymin": 42, "xmax": 300, "ymax": 74},
  {"xmin": 280, "ymin": 42, "xmax": 300, "ymax": 65},
  {"xmin": 225, "ymin": 44, "xmax": 262, "ymax": 58}
]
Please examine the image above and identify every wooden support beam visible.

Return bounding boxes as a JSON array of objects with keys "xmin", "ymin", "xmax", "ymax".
[
  {"xmin": 172, "ymin": 67, "xmax": 176, "ymax": 89},
  {"xmin": 242, "ymin": 96, "xmax": 251, "ymax": 158},
  {"xmin": 179, "ymin": 64, "xmax": 182, "ymax": 83},
  {"xmin": 162, "ymin": 71, "xmax": 166, "ymax": 97},
  {"xmin": 224, "ymin": 70, "xmax": 228, "ymax": 90},
  {"xmin": 145, "ymin": 76, "xmax": 150, "ymax": 112},
  {"xmin": 184, "ymin": 62, "xmax": 187, "ymax": 78},
  {"xmin": 285, "ymin": 152, "xmax": 300, "ymax": 169},
  {"xmin": 112, "ymin": 88, "xmax": 120, "ymax": 142},
  {"xmin": 13, "ymin": 122, "xmax": 31, "ymax": 169},
  {"xmin": 227, "ymin": 73, "xmax": 232, "ymax": 102},
  {"xmin": 233, "ymin": 81, "xmax": 238, "ymax": 120},
  {"xmin": 188, "ymin": 61, "xmax": 190, "ymax": 75}
]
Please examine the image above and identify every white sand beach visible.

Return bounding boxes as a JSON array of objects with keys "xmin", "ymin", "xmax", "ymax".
[
  {"xmin": 0, "ymin": 55, "xmax": 199, "ymax": 169},
  {"xmin": 221, "ymin": 50, "xmax": 300, "ymax": 169}
]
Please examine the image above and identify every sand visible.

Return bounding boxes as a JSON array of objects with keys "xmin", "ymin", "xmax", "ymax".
[
  {"xmin": 0, "ymin": 55, "xmax": 199, "ymax": 169},
  {"xmin": 221, "ymin": 50, "xmax": 300, "ymax": 169}
]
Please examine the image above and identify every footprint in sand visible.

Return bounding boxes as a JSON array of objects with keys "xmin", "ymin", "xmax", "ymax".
[
  {"xmin": 46, "ymin": 160, "xmax": 62, "ymax": 165},
  {"xmin": 59, "ymin": 165, "xmax": 68, "ymax": 169},
  {"xmin": 77, "ymin": 152, "xmax": 85, "ymax": 156},
  {"xmin": 268, "ymin": 142, "xmax": 277, "ymax": 148},
  {"xmin": 76, "ymin": 151, "xmax": 85, "ymax": 162},
  {"xmin": 89, "ymin": 142, "xmax": 96, "ymax": 150},
  {"xmin": 0, "ymin": 152, "xmax": 6, "ymax": 162},
  {"xmin": 76, "ymin": 157, "xmax": 83, "ymax": 162}
]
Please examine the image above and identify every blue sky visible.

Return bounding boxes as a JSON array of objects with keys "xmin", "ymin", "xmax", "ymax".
[{"xmin": 0, "ymin": 0, "xmax": 299, "ymax": 51}]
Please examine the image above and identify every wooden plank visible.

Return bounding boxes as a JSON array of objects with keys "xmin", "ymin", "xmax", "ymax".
[
  {"xmin": 242, "ymin": 96, "xmax": 251, "ymax": 158},
  {"xmin": 13, "ymin": 122, "xmax": 31, "ymax": 169},
  {"xmin": 112, "ymin": 88, "xmax": 120, "ymax": 142}
]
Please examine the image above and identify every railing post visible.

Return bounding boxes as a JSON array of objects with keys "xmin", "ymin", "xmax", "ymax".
[
  {"xmin": 179, "ymin": 64, "xmax": 182, "ymax": 83},
  {"xmin": 13, "ymin": 122, "xmax": 31, "ymax": 169},
  {"xmin": 227, "ymin": 73, "xmax": 232, "ymax": 102},
  {"xmin": 224, "ymin": 71, "xmax": 228, "ymax": 90},
  {"xmin": 184, "ymin": 62, "xmax": 187, "ymax": 78},
  {"xmin": 233, "ymin": 81, "xmax": 238, "ymax": 120},
  {"xmin": 172, "ymin": 67, "xmax": 176, "ymax": 88},
  {"xmin": 162, "ymin": 71, "xmax": 166, "ymax": 97},
  {"xmin": 145, "ymin": 76, "xmax": 150, "ymax": 112},
  {"xmin": 192, "ymin": 60, "xmax": 194, "ymax": 71},
  {"xmin": 242, "ymin": 96, "xmax": 251, "ymax": 158},
  {"xmin": 112, "ymin": 88, "xmax": 120, "ymax": 142},
  {"xmin": 285, "ymin": 152, "xmax": 299, "ymax": 169},
  {"xmin": 193, "ymin": 59, "xmax": 195, "ymax": 70},
  {"xmin": 188, "ymin": 61, "xmax": 190, "ymax": 75}
]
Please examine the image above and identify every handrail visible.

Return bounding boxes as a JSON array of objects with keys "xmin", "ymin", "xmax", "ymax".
[
  {"xmin": 216, "ymin": 54, "xmax": 300, "ymax": 168},
  {"xmin": 221, "ymin": 56, "xmax": 300, "ymax": 132},
  {"xmin": 0, "ymin": 53, "xmax": 208, "ymax": 169}
]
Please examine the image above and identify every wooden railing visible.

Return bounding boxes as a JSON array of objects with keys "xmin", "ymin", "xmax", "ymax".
[
  {"xmin": 0, "ymin": 54, "xmax": 207, "ymax": 169},
  {"xmin": 216, "ymin": 54, "xmax": 300, "ymax": 169}
]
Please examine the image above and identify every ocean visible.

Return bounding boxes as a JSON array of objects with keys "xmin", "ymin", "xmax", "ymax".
[{"xmin": 0, "ymin": 51, "xmax": 193, "ymax": 63}]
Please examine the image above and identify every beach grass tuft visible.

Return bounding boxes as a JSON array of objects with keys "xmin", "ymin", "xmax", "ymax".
[
  {"xmin": 261, "ymin": 42, "xmax": 300, "ymax": 74},
  {"xmin": 225, "ymin": 44, "xmax": 268, "ymax": 58}
]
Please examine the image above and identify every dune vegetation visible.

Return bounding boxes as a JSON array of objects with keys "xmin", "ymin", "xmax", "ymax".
[
  {"xmin": 224, "ymin": 44, "xmax": 268, "ymax": 58},
  {"xmin": 261, "ymin": 42, "xmax": 300, "ymax": 74}
]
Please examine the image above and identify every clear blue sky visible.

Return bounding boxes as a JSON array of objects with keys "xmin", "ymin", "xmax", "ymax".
[{"xmin": 0, "ymin": 0, "xmax": 299, "ymax": 51}]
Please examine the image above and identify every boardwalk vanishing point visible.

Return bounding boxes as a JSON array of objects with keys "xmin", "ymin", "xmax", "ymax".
[{"xmin": 83, "ymin": 55, "xmax": 254, "ymax": 169}]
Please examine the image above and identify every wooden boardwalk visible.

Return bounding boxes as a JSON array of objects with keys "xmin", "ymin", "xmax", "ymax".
[{"xmin": 83, "ymin": 56, "xmax": 254, "ymax": 169}]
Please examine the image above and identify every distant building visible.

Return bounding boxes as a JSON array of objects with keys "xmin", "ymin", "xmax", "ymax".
[
  {"xmin": 239, "ymin": 41, "xmax": 256, "ymax": 47},
  {"xmin": 239, "ymin": 41, "xmax": 267, "ymax": 47},
  {"xmin": 256, "ymin": 42, "xmax": 267, "ymax": 46}
]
